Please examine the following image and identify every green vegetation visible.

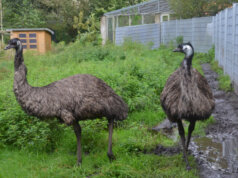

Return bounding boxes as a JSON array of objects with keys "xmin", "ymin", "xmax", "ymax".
[
  {"xmin": 0, "ymin": 40, "xmax": 215, "ymax": 177},
  {"xmin": 176, "ymin": 36, "xmax": 184, "ymax": 45},
  {"xmin": 169, "ymin": 0, "xmax": 238, "ymax": 19},
  {"xmin": 204, "ymin": 47, "xmax": 233, "ymax": 92},
  {"xmin": 3, "ymin": 0, "xmax": 147, "ymax": 42},
  {"xmin": 210, "ymin": 60, "xmax": 233, "ymax": 92}
]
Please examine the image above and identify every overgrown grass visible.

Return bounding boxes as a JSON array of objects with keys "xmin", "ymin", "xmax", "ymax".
[
  {"xmin": 0, "ymin": 40, "xmax": 214, "ymax": 177},
  {"xmin": 198, "ymin": 46, "xmax": 233, "ymax": 92},
  {"xmin": 210, "ymin": 60, "xmax": 233, "ymax": 92}
]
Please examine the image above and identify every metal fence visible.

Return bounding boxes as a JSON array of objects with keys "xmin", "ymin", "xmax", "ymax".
[
  {"xmin": 213, "ymin": 4, "xmax": 238, "ymax": 85},
  {"xmin": 115, "ymin": 23, "xmax": 161, "ymax": 49},
  {"xmin": 115, "ymin": 16, "xmax": 214, "ymax": 53},
  {"xmin": 161, "ymin": 16, "xmax": 214, "ymax": 53},
  {"xmin": 114, "ymin": 3, "xmax": 238, "ymax": 89}
]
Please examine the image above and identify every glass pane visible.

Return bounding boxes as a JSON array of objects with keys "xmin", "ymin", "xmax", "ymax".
[
  {"xmin": 163, "ymin": 16, "xmax": 168, "ymax": 22},
  {"xmin": 118, "ymin": 16, "xmax": 129, "ymax": 27},
  {"xmin": 29, "ymin": 33, "xmax": 36, "ymax": 38},
  {"xmin": 30, "ymin": 45, "xmax": 37, "ymax": 49},
  {"xmin": 144, "ymin": 14, "xmax": 155, "ymax": 24},
  {"xmin": 20, "ymin": 39, "xmax": 27, "ymax": 43},
  {"xmin": 19, "ymin": 34, "xmax": 26, "ymax": 38},
  {"xmin": 107, "ymin": 18, "xmax": 113, "ymax": 42},
  {"xmin": 30, "ymin": 39, "xmax": 37, "ymax": 43},
  {"xmin": 131, "ymin": 15, "xmax": 142, "ymax": 25}
]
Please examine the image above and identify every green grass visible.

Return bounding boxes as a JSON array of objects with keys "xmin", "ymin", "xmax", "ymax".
[
  {"xmin": 198, "ymin": 46, "xmax": 233, "ymax": 92},
  {"xmin": 0, "ymin": 41, "xmax": 215, "ymax": 177},
  {"xmin": 0, "ymin": 148, "xmax": 198, "ymax": 178},
  {"xmin": 210, "ymin": 60, "xmax": 233, "ymax": 92}
]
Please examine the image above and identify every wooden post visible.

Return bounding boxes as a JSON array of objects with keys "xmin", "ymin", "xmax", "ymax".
[
  {"xmin": 142, "ymin": 14, "xmax": 144, "ymax": 24},
  {"xmin": 129, "ymin": 15, "xmax": 132, "ymax": 26},
  {"xmin": 100, "ymin": 16, "xmax": 107, "ymax": 45}
]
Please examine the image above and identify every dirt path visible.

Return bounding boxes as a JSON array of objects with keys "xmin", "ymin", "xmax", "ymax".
[
  {"xmin": 152, "ymin": 63, "xmax": 238, "ymax": 177},
  {"xmin": 189, "ymin": 63, "xmax": 238, "ymax": 178}
]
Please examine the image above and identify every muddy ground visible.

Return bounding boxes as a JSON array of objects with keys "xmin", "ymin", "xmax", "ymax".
[{"xmin": 152, "ymin": 63, "xmax": 238, "ymax": 178}]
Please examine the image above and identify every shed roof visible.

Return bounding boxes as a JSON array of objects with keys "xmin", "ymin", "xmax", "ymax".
[
  {"xmin": 104, "ymin": 0, "xmax": 171, "ymax": 16},
  {"xmin": 6, "ymin": 28, "xmax": 54, "ymax": 35}
]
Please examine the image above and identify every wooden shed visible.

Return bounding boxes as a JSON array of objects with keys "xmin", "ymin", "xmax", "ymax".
[{"xmin": 6, "ymin": 28, "xmax": 54, "ymax": 54}]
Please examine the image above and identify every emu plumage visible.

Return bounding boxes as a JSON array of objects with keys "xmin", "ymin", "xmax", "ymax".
[
  {"xmin": 5, "ymin": 38, "xmax": 128, "ymax": 165},
  {"xmin": 160, "ymin": 43, "xmax": 215, "ymax": 170}
]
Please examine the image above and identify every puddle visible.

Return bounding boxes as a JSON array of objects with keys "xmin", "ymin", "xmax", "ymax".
[
  {"xmin": 191, "ymin": 136, "xmax": 238, "ymax": 173},
  {"xmin": 192, "ymin": 63, "xmax": 238, "ymax": 177}
]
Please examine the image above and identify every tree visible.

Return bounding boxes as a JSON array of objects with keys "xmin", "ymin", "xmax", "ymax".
[
  {"xmin": 3, "ymin": 0, "xmax": 45, "ymax": 28},
  {"xmin": 3, "ymin": 0, "xmax": 148, "ymax": 42},
  {"xmin": 169, "ymin": 0, "xmax": 237, "ymax": 19}
]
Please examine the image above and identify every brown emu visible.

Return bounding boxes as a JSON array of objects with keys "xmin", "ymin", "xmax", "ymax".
[
  {"xmin": 160, "ymin": 42, "xmax": 215, "ymax": 170},
  {"xmin": 5, "ymin": 38, "xmax": 128, "ymax": 165}
]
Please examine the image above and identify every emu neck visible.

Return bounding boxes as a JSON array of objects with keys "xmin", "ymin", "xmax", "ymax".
[
  {"xmin": 14, "ymin": 48, "xmax": 31, "ymax": 95},
  {"xmin": 181, "ymin": 55, "xmax": 193, "ymax": 75},
  {"xmin": 14, "ymin": 49, "xmax": 24, "ymax": 71}
]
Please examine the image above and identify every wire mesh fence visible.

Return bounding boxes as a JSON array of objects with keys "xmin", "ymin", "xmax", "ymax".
[
  {"xmin": 161, "ymin": 16, "xmax": 214, "ymax": 53},
  {"xmin": 115, "ymin": 23, "xmax": 160, "ymax": 49},
  {"xmin": 114, "ymin": 3, "xmax": 238, "ymax": 88},
  {"xmin": 213, "ymin": 3, "xmax": 238, "ymax": 85}
]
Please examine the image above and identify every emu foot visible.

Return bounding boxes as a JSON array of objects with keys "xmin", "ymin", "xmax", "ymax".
[{"xmin": 107, "ymin": 153, "xmax": 116, "ymax": 162}]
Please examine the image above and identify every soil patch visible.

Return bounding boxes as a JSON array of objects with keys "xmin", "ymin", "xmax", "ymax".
[{"xmin": 189, "ymin": 63, "xmax": 238, "ymax": 178}]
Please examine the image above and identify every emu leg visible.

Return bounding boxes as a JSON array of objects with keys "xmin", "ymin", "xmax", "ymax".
[
  {"xmin": 186, "ymin": 121, "xmax": 196, "ymax": 151},
  {"xmin": 73, "ymin": 121, "xmax": 82, "ymax": 165},
  {"xmin": 177, "ymin": 120, "xmax": 191, "ymax": 170},
  {"xmin": 107, "ymin": 119, "xmax": 115, "ymax": 162}
]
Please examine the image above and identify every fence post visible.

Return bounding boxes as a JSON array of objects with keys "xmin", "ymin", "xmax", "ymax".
[
  {"xmin": 176, "ymin": 19, "xmax": 177, "ymax": 38},
  {"xmin": 142, "ymin": 14, "xmax": 144, "ymax": 25},
  {"xmin": 224, "ymin": 9, "xmax": 228, "ymax": 74},
  {"xmin": 129, "ymin": 15, "xmax": 131, "ymax": 26},
  {"xmin": 232, "ymin": 4, "xmax": 237, "ymax": 83},
  {"xmin": 212, "ymin": 16, "xmax": 215, "ymax": 44},
  {"xmin": 219, "ymin": 12, "xmax": 222, "ymax": 66},
  {"xmin": 214, "ymin": 15, "xmax": 218, "ymax": 62}
]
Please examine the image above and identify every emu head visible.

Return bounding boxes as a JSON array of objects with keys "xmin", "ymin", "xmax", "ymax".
[
  {"xmin": 173, "ymin": 42, "xmax": 194, "ymax": 58},
  {"xmin": 5, "ymin": 38, "xmax": 22, "ymax": 52}
]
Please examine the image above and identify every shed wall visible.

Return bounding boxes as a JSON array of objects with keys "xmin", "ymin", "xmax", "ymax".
[{"xmin": 10, "ymin": 30, "xmax": 52, "ymax": 53}]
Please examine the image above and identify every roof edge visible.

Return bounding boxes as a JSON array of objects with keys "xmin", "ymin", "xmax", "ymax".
[
  {"xmin": 104, "ymin": 0, "xmax": 159, "ymax": 16},
  {"xmin": 6, "ymin": 28, "xmax": 54, "ymax": 35}
]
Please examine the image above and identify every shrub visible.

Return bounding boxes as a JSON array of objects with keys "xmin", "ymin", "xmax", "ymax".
[{"xmin": 176, "ymin": 36, "xmax": 183, "ymax": 45}]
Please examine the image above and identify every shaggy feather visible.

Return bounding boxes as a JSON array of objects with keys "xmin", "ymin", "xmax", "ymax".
[
  {"xmin": 160, "ymin": 42, "xmax": 215, "ymax": 170},
  {"xmin": 12, "ymin": 48, "xmax": 127, "ymax": 125},
  {"xmin": 160, "ymin": 67, "xmax": 215, "ymax": 122},
  {"xmin": 5, "ymin": 38, "xmax": 128, "ymax": 164},
  {"xmin": 14, "ymin": 65, "xmax": 128, "ymax": 124}
]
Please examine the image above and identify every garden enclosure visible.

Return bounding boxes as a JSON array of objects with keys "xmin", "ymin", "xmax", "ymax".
[{"xmin": 102, "ymin": 3, "xmax": 238, "ymax": 95}]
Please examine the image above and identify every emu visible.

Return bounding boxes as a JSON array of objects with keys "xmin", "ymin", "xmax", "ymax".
[
  {"xmin": 5, "ymin": 38, "xmax": 128, "ymax": 165},
  {"xmin": 160, "ymin": 42, "xmax": 215, "ymax": 170}
]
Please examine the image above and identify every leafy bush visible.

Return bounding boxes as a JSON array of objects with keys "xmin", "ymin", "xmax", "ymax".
[
  {"xmin": 0, "ymin": 108, "xmax": 63, "ymax": 152},
  {"xmin": 176, "ymin": 36, "xmax": 183, "ymax": 45}
]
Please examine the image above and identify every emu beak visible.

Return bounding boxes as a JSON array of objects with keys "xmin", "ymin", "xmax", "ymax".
[
  {"xmin": 4, "ymin": 45, "xmax": 12, "ymax": 50},
  {"xmin": 173, "ymin": 48, "xmax": 181, "ymax": 52}
]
